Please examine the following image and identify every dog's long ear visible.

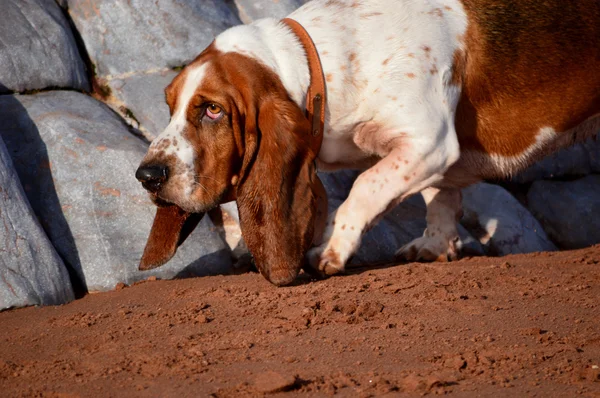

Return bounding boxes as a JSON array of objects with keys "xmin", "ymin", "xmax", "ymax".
[
  {"xmin": 236, "ymin": 95, "xmax": 327, "ymax": 286},
  {"xmin": 139, "ymin": 205, "xmax": 204, "ymax": 270}
]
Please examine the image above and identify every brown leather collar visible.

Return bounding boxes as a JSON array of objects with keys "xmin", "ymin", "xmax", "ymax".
[{"xmin": 282, "ymin": 18, "xmax": 326, "ymax": 154}]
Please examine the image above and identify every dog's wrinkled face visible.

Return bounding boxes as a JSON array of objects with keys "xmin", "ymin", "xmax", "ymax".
[
  {"xmin": 137, "ymin": 46, "xmax": 245, "ymax": 213},
  {"xmin": 136, "ymin": 44, "xmax": 327, "ymax": 286}
]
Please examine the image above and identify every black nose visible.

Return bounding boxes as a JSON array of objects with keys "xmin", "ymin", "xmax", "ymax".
[{"xmin": 136, "ymin": 164, "xmax": 168, "ymax": 193}]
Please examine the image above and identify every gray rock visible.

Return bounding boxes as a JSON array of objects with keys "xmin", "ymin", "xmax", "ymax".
[
  {"xmin": 461, "ymin": 183, "xmax": 556, "ymax": 256},
  {"xmin": 232, "ymin": 0, "xmax": 305, "ymax": 23},
  {"xmin": 513, "ymin": 138, "xmax": 600, "ymax": 183},
  {"xmin": 589, "ymin": 143, "xmax": 600, "ymax": 173},
  {"xmin": 0, "ymin": 136, "xmax": 74, "ymax": 310},
  {"xmin": 106, "ymin": 70, "xmax": 178, "ymax": 139},
  {"xmin": 318, "ymin": 170, "xmax": 361, "ymax": 201},
  {"xmin": 68, "ymin": 0, "xmax": 241, "ymax": 78},
  {"xmin": 0, "ymin": 0, "xmax": 89, "ymax": 94},
  {"xmin": 527, "ymin": 175, "xmax": 600, "ymax": 249},
  {"xmin": 0, "ymin": 91, "xmax": 232, "ymax": 292}
]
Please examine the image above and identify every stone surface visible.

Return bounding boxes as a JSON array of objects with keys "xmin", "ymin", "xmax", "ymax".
[
  {"xmin": 0, "ymin": 91, "xmax": 232, "ymax": 292},
  {"xmin": 0, "ymin": 136, "xmax": 74, "ymax": 310},
  {"xmin": 527, "ymin": 175, "xmax": 600, "ymax": 249},
  {"xmin": 233, "ymin": 0, "xmax": 305, "ymax": 23},
  {"xmin": 106, "ymin": 70, "xmax": 178, "ymax": 138},
  {"xmin": 461, "ymin": 183, "xmax": 556, "ymax": 256},
  {"xmin": 318, "ymin": 170, "xmax": 361, "ymax": 202},
  {"xmin": 68, "ymin": 0, "xmax": 241, "ymax": 78},
  {"xmin": 513, "ymin": 138, "xmax": 600, "ymax": 183},
  {"xmin": 0, "ymin": 0, "xmax": 89, "ymax": 94}
]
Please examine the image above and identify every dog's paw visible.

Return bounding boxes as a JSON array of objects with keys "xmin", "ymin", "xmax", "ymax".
[
  {"xmin": 396, "ymin": 235, "xmax": 460, "ymax": 262},
  {"xmin": 307, "ymin": 242, "xmax": 348, "ymax": 276}
]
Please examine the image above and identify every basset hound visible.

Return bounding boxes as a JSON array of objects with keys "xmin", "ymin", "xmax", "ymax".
[{"xmin": 136, "ymin": 0, "xmax": 600, "ymax": 286}]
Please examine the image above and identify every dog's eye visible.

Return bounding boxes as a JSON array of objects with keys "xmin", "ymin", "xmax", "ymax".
[{"xmin": 205, "ymin": 103, "xmax": 223, "ymax": 120}]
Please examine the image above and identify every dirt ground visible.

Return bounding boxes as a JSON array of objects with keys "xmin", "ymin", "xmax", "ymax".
[{"xmin": 1, "ymin": 247, "xmax": 599, "ymax": 397}]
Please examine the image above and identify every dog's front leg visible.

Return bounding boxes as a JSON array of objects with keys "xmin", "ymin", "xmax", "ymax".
[{"xmin": 307, "ymin": 119, "xmax": 460, "ymax": 276}]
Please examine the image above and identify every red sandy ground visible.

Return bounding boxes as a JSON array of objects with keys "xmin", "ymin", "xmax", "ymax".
[{"xmin": 1, "ymin": 248, "xmax": 599, "ymax": 397}]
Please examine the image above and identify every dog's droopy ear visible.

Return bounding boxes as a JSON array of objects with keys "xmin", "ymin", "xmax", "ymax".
[
  {"xmin": 139, "ymin": 205, "xmax": 204, "ymax": 270},
  {"xmin": 236, "ymin": 95, "xmax": 326, "ymax": 286}
]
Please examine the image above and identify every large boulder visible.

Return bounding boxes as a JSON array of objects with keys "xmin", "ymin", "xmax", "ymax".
[
  {"xmin": 527, "ymin": 175, "xmax": 600, "ymax": 249},
  {"xmin": 67, "ymin": 0, "xmax": 241, "ymax": 78},
  {"xmin": 232, "ymin": 0, "xmax": 306, "ymax": 23},
  {"xmin": 319, "ymin": 170, "xmax": 361, "ymax": 202},
  {"xmin": 461, "ymin": 183, "xmax": 556, "ymax": 256},
  {"xmin": 0, "ymin": 91, "xmax": 232, "ymax": 292},
  {"xmin": 0, "ymin": 0, "xmax": 89, "ymax": 94},
  {"xmin": 0, "ymin": 136, "xmax": 74, "ymax": 310}
]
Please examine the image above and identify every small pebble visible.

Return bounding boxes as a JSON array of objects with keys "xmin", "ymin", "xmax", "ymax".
[{"xmin": 254, "ymin": 371, "xmax": 296, "ymax": 393}]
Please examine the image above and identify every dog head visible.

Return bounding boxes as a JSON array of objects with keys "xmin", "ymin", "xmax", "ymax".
[{"xmin": 136, "ymin": 44, "xmax": 327, "ymax": 286}]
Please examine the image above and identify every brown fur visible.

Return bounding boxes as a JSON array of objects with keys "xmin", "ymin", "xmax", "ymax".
[
  {"xmin": 139, "ymin": 206, "xmax": 203, "ymax": 270},
  {"xmin": 237, "ymin": 95, "xmax": 323, "ymax": 285},
  {"xmin": 141, "ymin": 47, "xmax": 326, "ymax": 286},
  {"xmin": 455, "ymin": 0, "xmax": 600, "ymax": 157}
]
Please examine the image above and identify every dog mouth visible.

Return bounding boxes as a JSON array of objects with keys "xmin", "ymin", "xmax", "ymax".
[
  {"xmin": 147, "ymin": 184, "xmax": 230, "ymax": 215},
  {"xmin": 143, "ymin": 177, "xmax": 193, "ymax": 209},
  {"xmin": 147, "ymin": 192, "xmax": 202, "ymax": 215},
  {"xmin": 148, "ymin": 194, "xmax": 174, "ymax": 208}
]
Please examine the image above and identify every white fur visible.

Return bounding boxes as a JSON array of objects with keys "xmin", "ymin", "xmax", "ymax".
[
  {"xmin": 453, "ymin": 127, "xmax": 558, "ymax": 182},
  {"xmin": 215, "ymin": 20, "xmax": 310, "ymax": 108},
  {"xmin": 149, "ymin": 64, "xmax": 208, "ymax": 196},
  {"xmin": 488, "ymin": 127, "xmax": 558, "ymax": 175},
  {"xmin": 217, "ymin": 0, "xmax": 467, "ymax": 165},
  {"xmin": 448, "ymin": 116, "xmax": 600, "ymax": 186}
]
